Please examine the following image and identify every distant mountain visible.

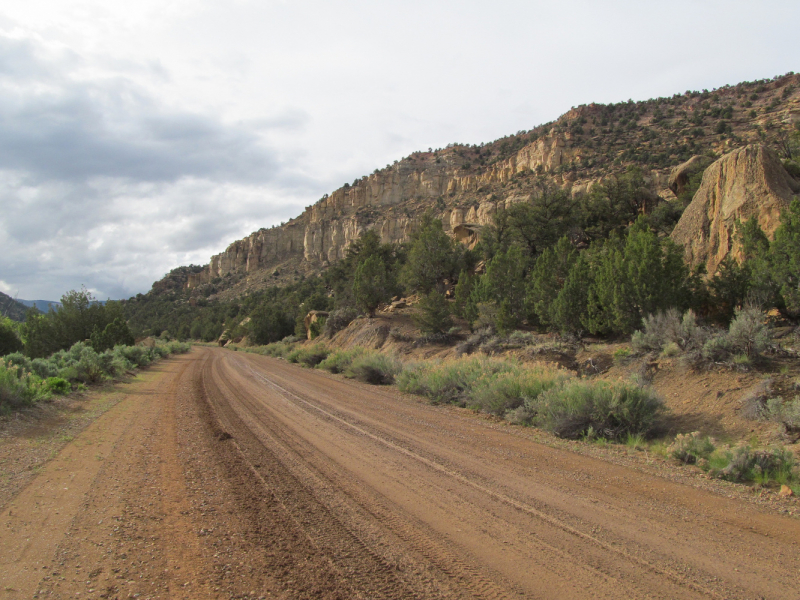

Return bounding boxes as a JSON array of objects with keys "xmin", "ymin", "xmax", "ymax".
[
  {"xmin": 18, "ymin": 299, "xmax": 62, "ymax": 313},
  {"xmin": 0, "ymin": 292, "xmax": 29, "ymax": 321}
]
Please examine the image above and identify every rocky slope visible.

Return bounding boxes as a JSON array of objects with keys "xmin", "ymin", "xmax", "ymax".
[
  {"xmin": 152, "ymin": 73, "xmax": 800, "ymax": 299},
  {"xmin": 0, "ymin": 291, "xmax": 27, "ymax": 322}
]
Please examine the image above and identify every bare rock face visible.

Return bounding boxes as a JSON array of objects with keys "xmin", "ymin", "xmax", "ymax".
[
  {"xmin": 671, "ymin": 145, "xmax": 799, "ymax": 275},
  {"xmin": 668, "ymin": 155, "xmax": 707, "ymax": 196}
]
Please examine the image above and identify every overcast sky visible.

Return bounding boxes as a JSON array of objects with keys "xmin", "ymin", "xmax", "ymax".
[{"xmin": 0, "ymin": 0, "xmax": 798, "ymax": 301}]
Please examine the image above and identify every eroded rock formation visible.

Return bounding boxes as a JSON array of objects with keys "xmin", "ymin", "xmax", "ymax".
[{"xmin": 671, "ymin": 144, "xmax": 800, "ymax": 275}]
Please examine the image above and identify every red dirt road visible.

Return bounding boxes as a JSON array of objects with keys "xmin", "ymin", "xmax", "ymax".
[{"xmin": 2, "ymin": 346, "xmax": 800, "ymax": 599}]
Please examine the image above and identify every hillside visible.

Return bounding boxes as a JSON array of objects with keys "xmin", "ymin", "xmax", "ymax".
[
  {"xmin": 0, "ymin": 292, "xmax": 27, "ymax": 322},
  {"xmin": 147, "ymin": 72, "xmax": 800, "ymax": 302}
]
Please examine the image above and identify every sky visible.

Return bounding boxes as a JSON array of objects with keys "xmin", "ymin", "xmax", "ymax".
[{"xmin": 0, "ymin": 1, "xmax": 798, "ymax": 301}]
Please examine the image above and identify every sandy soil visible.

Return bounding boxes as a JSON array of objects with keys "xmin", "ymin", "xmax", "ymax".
[{"xmin": 2, "ymin": 346, "xmax": 800, "ymax": 599}]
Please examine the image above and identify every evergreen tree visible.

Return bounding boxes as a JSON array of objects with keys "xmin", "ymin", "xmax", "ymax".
[
  {"xmin": 484, "ymin": 245, "xmax": 528, "ymax": 332},
  {"xmin": 247, "ymin": 303, "xmax": 294, "ymax": 345},
  {"xmin": 89, "ymin": 317, "xmax": 135, "ymax": 352},
  {"xmin": 770, "ymin": 199, "xmax": 800, "ymax": 314},
  {"xmin": 452, "ymin": 270, "xmax": 474, "ymax": 318},
  {"xmin": 0, "ymin": 318, "xmax": 23, "ymax": 356},
  {"xmin": 413, "ymin": 291, "xmax": 453, "ymax": 334},
  {"xmin": 547, "ymin": 255, "xmax": 591, "ymax": 334},
  {"xmin": 526, "ymin": 236, "xmax": 577, "ymax": 326},
  {"xmin": 353, "ymin": 255, "xmax": 392, "ymax": 316},
  {"xmin": 585, "ymin": 218, "xmax": 690, "ymax": 334},
  {"xmin": 708, "ymin": 257, "xmax": 750, "ymax": 323},
  {"xmin": 400, "ymin": 213, "xmax": 459, "ymax": 294}
]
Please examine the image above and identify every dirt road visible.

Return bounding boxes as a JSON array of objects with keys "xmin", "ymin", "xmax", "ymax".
[{"xmin": 2, "ymin": 346, "xmax": 799, "ymax": 599}]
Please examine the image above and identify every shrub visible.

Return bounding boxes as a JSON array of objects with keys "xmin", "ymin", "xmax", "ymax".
[
  {"xmin": 290, "ymin": 344, "xmax": 330, "ymax": 367},
  {"xmin": 0, "ymin": 359, "xmax": 49, "ymax": 411},
  {"xmin": 344, "ymin": 352, "xmax": 402, "ymax": 385},
  {"xmin": 530, "ymin": 379, "xmax": 665, "ymax": 440},
  {"xmin": 30, "ymin": 358, "xmax": 59, "ymax": 379},
  {"xmin": 631, "ymin": 309, "xmax": 707, "ymax": 355},
  {"xmin": 727, "ymin": 307, "xmax": 771, "ymax": 358},
  {"xmin": 668, "ymin": 431, "xmax": 716, "ymax": 464},
  {"xmin": 165, "ymin": 341, "xmax": 191, "ymax": 354},
  {"xmin": 397, "ymin": 357, "xmax": 516, "ymax": 405},
  {"xmin": 45, "ymin": 377, "xmax": 71, "ymax": 395},
  {"xmin": 112, "ymin": 345, "xmax": 151, "ymax": 368},
  {"xmin": 258, "ymin": 341, "xmax": 294, "ymax": 358},
  {"xmin": 711, "ymin": 445, "xmax": 796, "ymax": 483},
  {"xmin": 701, "ymin": 334, "xmax": 732, "ymax": 362},
  {"xmin": 765, "ymin": 396, "xmax": 800, "ymax": 435},
  {"xmin": 3, "ymin": 352, "xmax": 31, "ymax": 372},
  {"xmin": 323, "ymin": 308, "xmax": 359, "ymax": 336},
  {"xmin": 469, "ymin": 366, "xmax": 568, "ymax": 416},
  {"xmin": 317, "ymin": 348, "xmax": 364, "ymax": 374}
]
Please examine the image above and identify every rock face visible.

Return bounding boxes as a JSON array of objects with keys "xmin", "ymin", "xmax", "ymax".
[
  {"xmin": 671, "ymin": 145, "xmax": 799, "ymax": 275},
  {"xmin": 183, "ymin": 129, "xmax": 610, "ymax": 290},
  {"xmin": 668, "ymin": 155, "xmax": 708, "ymax": 196}
]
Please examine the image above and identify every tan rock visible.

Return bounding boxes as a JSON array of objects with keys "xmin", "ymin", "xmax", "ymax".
[
  {"xmin": 668, "ymin": 155, "xmax": 708, "ymax": 196},
  {"xmin": 303, "ymin": 310, "xmax": 329, "ymax": 339},
  {"xmin": 779, "ymin": 484, "xmax": 794, "ymax": 497},
  {"xmin": 671, "ymin": 145, "xmax": 799, "ymax": 276}
]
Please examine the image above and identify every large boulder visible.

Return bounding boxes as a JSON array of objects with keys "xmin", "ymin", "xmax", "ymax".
[
  {"xmin": 668, "ymin": 155, "xmax": 708, "ymax": 196},
  {"xmin": 671, "ymin": 145, "xmax": 799, "ymax": 276}
]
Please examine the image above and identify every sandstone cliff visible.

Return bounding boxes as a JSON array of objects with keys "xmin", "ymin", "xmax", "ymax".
[
  {"xmin": 152, "ymin": 73, "xmax": 800, "ymax": 298},
  {"xmin": 184, "ymin": 128, "xmax": 669, "ymax": 293},
  {"xmin": 671, "ymin": 144, "xmax": 800, "ymax": 275}
]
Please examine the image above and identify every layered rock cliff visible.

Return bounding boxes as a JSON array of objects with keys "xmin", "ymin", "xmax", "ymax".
[
  {"xmin": 184, "ymin": 128, "xmax": 669, "ymax": 292},
  {"xmin": 671, "ymin": 145, "xmax": 800, "ymax": 275},
  {"xmin": 151, "ymin": 72, "xmax": 800, "ymax": 298}
]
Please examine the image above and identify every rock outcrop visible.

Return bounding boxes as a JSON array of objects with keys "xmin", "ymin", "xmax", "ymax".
[
  {"xmin": 668, "ymin": 155, "xmax": 708, "ymax": 196},
  {"xmin": 671, "ymin": 145, "xmax": 800, "ymax": 275}
]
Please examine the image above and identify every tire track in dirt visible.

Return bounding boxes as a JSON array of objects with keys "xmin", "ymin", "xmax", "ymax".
[
  {"xmin": 208, "ymin": 348, "xmax": 800, "ymax": 599},
  {"xmin": 4, "ymin": 347, "xmax": 800, "ymax": 599}
]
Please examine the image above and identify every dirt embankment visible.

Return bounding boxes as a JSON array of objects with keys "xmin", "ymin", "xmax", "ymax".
[
  {"xmin": 318, "ymin": 313, "xmax": 800, "ymax": 448},
  {"xmin": 2, "ymin": 347, "xmax": 800, "ymax": 599}
]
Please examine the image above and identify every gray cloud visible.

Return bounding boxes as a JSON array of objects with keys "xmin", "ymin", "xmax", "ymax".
[
  {"xmin": 0, "ymin": 31, "xmax": 319, "ymax": 300},
  {"xmin": 0, "ymin": 34, "xmax": 298, "ymax": 185}
]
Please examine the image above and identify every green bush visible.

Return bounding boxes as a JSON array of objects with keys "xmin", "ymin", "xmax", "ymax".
[
  {"xmin": 726, "ymin": 307, "xmax": 771, "ymax": 358},
  {"xmin": 469, "ymin": 366, "xmax": 568, "ymax": 416},
  {"xmin": 259, "ymin": 341, "xmax": 294, "ymax": 358},
  {"xmin": 317, "ymin": 348, "xmax": 364, "ymax": 374},
  {"xmin": 344, "ymin": 352, "xmax": 402, "ymax": 385},
  {"xmin": 530, "ymin": 379, "xmax": 665, "ymax": 440},
  {"xmin": 31, "ymin": 358, "xmax": 60, "ymax": 379},
  {"xmin": 397, "ymin": 357, "xmax": 517, "ymax": 405},
  {"xmin": 288, "ymin": 344, "xmax": 330, "ymax": 367},
  {"xmin": 112, "ymin": 345, "xmax": 151, "ymax": 368},
  {"xmin": 710, "ymin": 445, "xmax": 796, "ymax": 484},
  {"xmin": 668, "ymin": 431, "xmax": 716, "ymax": 464},
  {"xmin": 766, "ymin": 396, "xmax": 800, "ymax": 435},
  {"xmin": 3, "ymin": 352, "xmax": 31, "ymax": 371},
  {"xmin": 0, "ymin": 358, "xmax": 49, "ymax": 412},
  {"xmin": 45, "ymin": 377, "xmax": 71, "ymax": 395}
]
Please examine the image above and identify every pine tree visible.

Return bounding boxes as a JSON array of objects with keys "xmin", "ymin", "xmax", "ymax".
[
  {"xmin": 770, "ymin": 199, "xmax": 800, "ymax": 314},
  {"xmin": 353, "ymin": 255, "xmax": 392, "ymax": 316},
  {"xmin": 526, "ymin": 236, "xmax": 577, "ymax": 326},
  {"xmin": 400, "ymin": 213, "xmax": 459, "ymax": 294}
]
